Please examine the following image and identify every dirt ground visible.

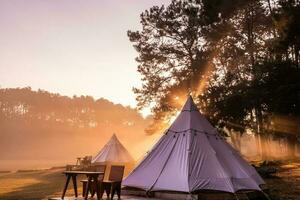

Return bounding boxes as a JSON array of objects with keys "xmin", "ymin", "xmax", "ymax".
[
  {"xmin": 0, "ymin": 163, "xmax": 300, "ymax": 200},
  {"xmin": 265, "ymin": 162, "xmax": 300, "ymax": 200}
]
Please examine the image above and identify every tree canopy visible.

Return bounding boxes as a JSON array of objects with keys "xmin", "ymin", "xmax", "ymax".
[{"xmin": 129, "ymin": 0, "xmax": 300, "ymax": 138}]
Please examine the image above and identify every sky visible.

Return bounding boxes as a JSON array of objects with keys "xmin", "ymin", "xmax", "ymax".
[{"xmin": 0, "ymin": 0, "xmax": 171, "ymax": 109}]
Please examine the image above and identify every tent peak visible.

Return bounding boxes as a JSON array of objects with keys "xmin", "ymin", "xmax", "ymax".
[
  {"xmin": 92, "ymin": 133, "xmax": 134, "ymax": 163},
  {"xmin": 181, "ymin": 95, "xmax": 199, "ymax": 112},
  {"xmin": 109, "ymin": 133, "xmax": 118, "ymax": 142}
]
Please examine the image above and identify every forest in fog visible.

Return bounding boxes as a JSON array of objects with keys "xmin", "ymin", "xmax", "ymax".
[
  {"xmin": 0, "ymin": 88, "xmax": 152, "ymax": 170},
  {"xmin": 0, "ymin": 86, "xmax": 299, "ymax": 170}
]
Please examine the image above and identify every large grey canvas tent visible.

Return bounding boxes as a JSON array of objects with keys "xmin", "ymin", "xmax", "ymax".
[{"xmin": 123, "ymin": 96, "xmax": 264, "ymax": 193}]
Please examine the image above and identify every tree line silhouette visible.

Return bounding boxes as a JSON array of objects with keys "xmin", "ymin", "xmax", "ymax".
[{"xmin": 0, "ymin": 87, "xmax": 150, "ymax": 166}]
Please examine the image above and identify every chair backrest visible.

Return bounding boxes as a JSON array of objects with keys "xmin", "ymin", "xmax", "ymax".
[
  {"xmin": 89, "ymin": 164, "xmax": 106, "ymax": 181},
  {"xmin": 109, "ymin": 165, "xmax": 125, "ymax": 182}
]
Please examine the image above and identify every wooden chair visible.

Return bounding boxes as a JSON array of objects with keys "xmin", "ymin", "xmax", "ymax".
[
  {"xmin": 81, "ymin": 164, "xmax": 106, "ymax": 197},
  {"xmin": 99, "ymin": 165, "xmax": 125, "ymax": 199}
]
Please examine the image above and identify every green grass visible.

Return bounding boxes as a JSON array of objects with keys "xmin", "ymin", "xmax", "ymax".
[{"xmin": 0, "ymin": 168, "xmax": 85, "ymax": 200}]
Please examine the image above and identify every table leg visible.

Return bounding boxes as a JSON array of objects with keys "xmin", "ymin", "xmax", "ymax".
[
  {"xmin": 93, "ymin": 175, "xmax": 101, "ymax": 200},
  {"xmin": 84, "ymin": 175, "xmax": 92, "ymax": 200},
  {"xmin": 71, "ymin": 175, "xmax": 78, "ymax": 197},
  {"xmin": 61, "ymin": 175, "xmax": 71, "ymax": 199}
]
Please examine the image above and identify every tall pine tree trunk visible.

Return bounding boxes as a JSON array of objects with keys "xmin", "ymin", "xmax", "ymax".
[
  {"xmin": 287, "ymin": 136, "xmax": 297, "ymax": 159},
  {"xmin": 255, "ymin": 106, "xmax": 271, "ymax": 161}
]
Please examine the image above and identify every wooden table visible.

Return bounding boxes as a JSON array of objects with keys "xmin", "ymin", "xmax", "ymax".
[{"xmin": 62, "ymin": 171, "xmax": 104, "ymax": 200}]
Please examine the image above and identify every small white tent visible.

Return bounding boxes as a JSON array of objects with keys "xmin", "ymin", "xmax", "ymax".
[
  {"xmin": 123, "ymin": 96, "xmax": 264, "ymax": 193},
  {"xmin": 92, "ymin": 134, "xmax": 135, "ymax": 177},
  {"xmin": 92, "ymin": 134, "xmax": 134, "ymax": 163}
]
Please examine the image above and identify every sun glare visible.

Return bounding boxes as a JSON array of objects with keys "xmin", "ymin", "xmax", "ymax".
[{"xmin": 169, "ymin": 110, "xmax": 181, "ymax": 124}]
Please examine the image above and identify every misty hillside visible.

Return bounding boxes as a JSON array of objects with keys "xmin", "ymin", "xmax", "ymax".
[{"xmin": 0, "ymin": 88, "xmax": 153, "ymax": 170}]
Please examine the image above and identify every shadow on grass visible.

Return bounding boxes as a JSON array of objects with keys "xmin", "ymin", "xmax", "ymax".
[{"xmin": 0, "ymin": 169, "xmax": 84, "ymax": 200}]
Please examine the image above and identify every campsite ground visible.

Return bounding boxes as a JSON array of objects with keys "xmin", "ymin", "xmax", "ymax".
[
  {"xmin": 0, "ymin": 162, "xmax": 300, "ymax": 200},
  {"xmin": 265, "ymin": 162, "xmax": 300, "ymax": 200}
]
